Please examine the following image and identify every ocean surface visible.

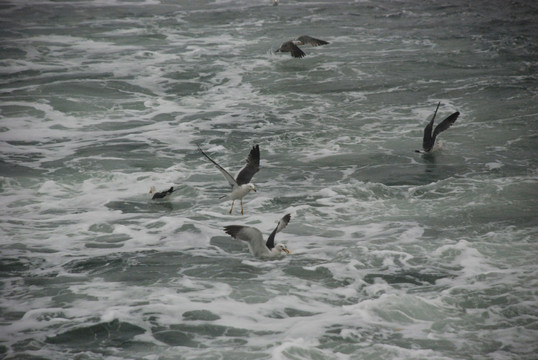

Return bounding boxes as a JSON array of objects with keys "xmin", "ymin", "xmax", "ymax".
[{"xmin": 1, "ymin": 0, "xmax": 537, "ymax": 359}]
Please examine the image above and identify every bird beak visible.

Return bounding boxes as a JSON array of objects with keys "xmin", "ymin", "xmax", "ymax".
[
  {"xmin": 253, "ymin": 188, "xmax": 257, "ymax": 192},
  {"xmin": 282, "ymin": 248, "xmax": 291, "ymax": 254}
]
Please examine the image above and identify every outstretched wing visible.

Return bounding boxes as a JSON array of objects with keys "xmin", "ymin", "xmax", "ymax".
[
  {"xmin": 288, "ymin": 42, "xmax": 306, "ymax": 58},
  {"xmin": 224, "ymin": 225, "xmax": 263, "ymax": 243},
  {"xmin": 296, "ymin": 35, "xmax": 329, "ymax": 47},
  {"xmin": 422, "ymin": 102, "xmax": 440, "ymax": 152},
  {"xmin": 432, "ymin": 111, "xmax": 460, "ymax": 140},
  {"xmin": 198, "ymin": 145, "xmax": 237, "ymax": 187},
  {"xmin": 266, "ymin": 214, "xmax": 291, "ymax": 250},
  {"xmin": 235, "ymin": 145, "xmax": 260, "ymax": 185}
]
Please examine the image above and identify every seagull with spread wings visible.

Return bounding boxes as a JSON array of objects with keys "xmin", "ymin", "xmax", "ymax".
[
  {"xmin": 275, "ymin": 35, "xmax": 329, "ymax": 58},
  {"xmin": 198, "ymin": 144, "xmax": 260, "ymax": 215},
  {"xmin": 224, "ymin": 214, "xmax": 292, "ymax": 258},
  {"xmin": 416, "ymin": 102, "xmax": 460, "ymax": 153}
]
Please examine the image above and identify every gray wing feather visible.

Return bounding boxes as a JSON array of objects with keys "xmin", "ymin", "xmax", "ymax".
[
  {"xmin": 235, "ymin": 145, "xmax": 260, "ymax": 185},
  {"xmin": 432, "ymin": 111, "xmax": 459, "ymax": 139},
  {"xmin": 422, "ymin": 102, "xmax": 440, "ymax": 152},
  {"xmin": 289, "ymin": 42, "xmax": 306, "ymax": 58},
  {"xmin": 296, "ymin": 35, "xmax": 329, "ymax": 46},
  {"xmin": 198, "ymin": 145, "xmax": 237, "ymax": 187}
]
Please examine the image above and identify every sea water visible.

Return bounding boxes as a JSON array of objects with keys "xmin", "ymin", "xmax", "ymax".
[{"xmin": 1, "ymin": 0, "xmax": 537, "ymax": 359}]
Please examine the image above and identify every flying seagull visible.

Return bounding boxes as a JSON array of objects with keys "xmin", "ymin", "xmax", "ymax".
[
  {"xmin": 416, "ymin": 102, "xmax": 460, "ymax": 153},
  {"xmin": 276, "ymin": 35, "xmax": 329, "ymax": 58},
  {"xmin": 224, "ymin": 214, "xmax": 292, "ymax": 258},
  {"xmin": 149, "ymin": 186, "xmax": 175, "ymax": 200},
  {"xmin": 198, "ymin": 144, "xmax": 260, "ymax": 215}
]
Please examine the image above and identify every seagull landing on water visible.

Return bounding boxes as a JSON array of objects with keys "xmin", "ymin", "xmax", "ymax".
[
  {"xmin": 198, "ymin": 144, "xmax": 260, "ymax": 215},
  {"xmin": 224, "ymin": 214, "xmax": 292, "ymax": 258},
  {"xmin": 415, "ymin": 102, "xmax": 460, "ymax": 153},
  {"xmin": 275, "ymin": 35, "xmax": 329, "ymax": 58},
  {"xmin": 149, "ymin": 186, "xmax": 175, "ymax": 200}
]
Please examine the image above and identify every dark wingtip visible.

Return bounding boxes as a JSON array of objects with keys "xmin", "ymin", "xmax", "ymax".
[
  {"xmin": 224, "ymin": 225, "xmax": 241, "ymax": 239},
  {"xmin": 283, "ymin": 213, "xmax": 291, "ymax": 223}
]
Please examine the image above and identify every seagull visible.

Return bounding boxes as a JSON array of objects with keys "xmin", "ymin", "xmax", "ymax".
[
  {"xmin": 416, "ymin": 102, "xmax": 460, "ymax": 153},
  {"xmin": 224, "ymin": 214, "xmax": 292, "ymax": 258},
  {"xmin": 275, "ymin": 35, "xmax": 329, "ymax": 58},
  {"xmin": 198, "ymin": 144, "xmax": 260, "ymax": 215},
  {"xmin": 149, "ymin": 186, "xmax": 175, "ymax": 200}
]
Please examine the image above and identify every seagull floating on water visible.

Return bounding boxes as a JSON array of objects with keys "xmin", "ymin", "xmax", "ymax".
[
  {"xmin": 276, "ymin": 35, "xmax": 329, "ymax": 58},
  {"xmin": 416, "ymin": 102, "xmax": 460, "ymax": 153},
  {"xmin": 224, "ymin": 214, "xmax": 292, "ymax": 258},
  {"xmin": 198, "ymin": 144, "xmax": 260, "ymax": 215},
  {"xmin": 149, "ymin": 186, "xmax": 175, "ymax": 200}
]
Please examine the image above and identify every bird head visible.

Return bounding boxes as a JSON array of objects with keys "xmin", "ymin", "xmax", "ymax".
[
  {"xmin": 275, "ymin": 243, "xmax": 291, "ymax": 254},
  {"xmin": 248, "ymin": 183, "xmax": 257, "ymax": 192}
]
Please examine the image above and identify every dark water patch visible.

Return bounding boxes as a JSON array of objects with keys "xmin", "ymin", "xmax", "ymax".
[
  {"xmin": 87, "ymin": 234, "xmax": 131, "ymax": 244},
  {"xmin": 74, "ymin": 141, "xmax": 150, "ymax": 158},
  {"xmin": 183, "ymin": 310, "xmax": 221, "ymax": 321},
  {"xmin": 356, "ymin": 163, "xmax": 466, "ymax": 186},
  {"xmin": 164, "ymin": 81, "xmax": 205, "ymax": 97},
  {"xmin": 62, "ymin": 251, "xmax": 254, "ymax": 284},
  {"xmin": 210, "ymin": 235, "xmax": 247, "ymax": 254},
  {"xmin": 91, "ymin": 119, "xmax": 152, "ymax": 131},
  {"xmin": 152, "ymin": 329, "xmax": 203, "ymax": 348},
  {"xmin": 2, "ymin": 151, "xmax": 46, "ymax": 164},
  {"xmin": 46, "ymin": 319, "xmax": 146, "ymax": 348},
  {"xmin": 84, "ymin": 233, "xmax": 131, "ymax": 249},
  {"xmin": 62, "ymin": 252, "xmax": 168, "ymax": 284},
  {"xmin": 151, "ymin": 323, "xmax": 251, "ymax": 347},
  {"xmin": 1, "ymin": 309, "xmax": 26, "ymax": 322},
  {"xmin": 0, "ymin": 257, "xmax": 31, "ymax": 276},
  {"xmin": 283, "ymin": 265, "xmax": 337, "ymax": 286},
  {"xmin": 63, "ymin": 254, "xmax": 129, "ymax": 275},
  {"xmin": 363, "ymin": 271, "xmax": 449, "ymax": 286},
  {"xmin": 88, "ymin": 223, "xmax": 114, "ymax": 233},
  {"xmin": 268, "ymin": 307, "xmax": 320, "ymax": 319},
  {"xmin": 105, "ymin": 200, "xmax": 175, "ymax": 214},
  {"xmin": 171, "ymin": 323, "xmax": 249, "ymax": 338},
  {"xmin": 182, "ymin": 260, "xmax": 263, "ymax": 281},
  {"xmin": 10, "ymin": 338, "xmax": 49, "ymax": 359},
  {"xmin": 270, "ymin": 195, "xmax": 325, "ymax": 210}
]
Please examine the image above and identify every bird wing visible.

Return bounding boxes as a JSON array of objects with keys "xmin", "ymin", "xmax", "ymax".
[
  {"xmin": 198, "ymin": 145, "xmax": 237, "ymax": 187},
  {"xmin": 297, "ymin": 35, "xmax": 329, "ymax": 46},
  {"xmin": 235, "ymin": 145, "xmax": 260, "ymax": 185},
  {"xmin": 422, "ymin": 102, "xmax": 440, "ymax": 151},
  {"xmin": 289, "ymin": 42, "xmax": 306, "ymax": 58},
  {"xmin": 224, "ymin": 225, "xmax": 264, "ymax": 246},
  {"xmin": 266, "ymin": 214, "xmax": 291, "ymax": 249},
  {"xmin": 432, "ymin": 111, "xmax": 460, "ymax": 139}
]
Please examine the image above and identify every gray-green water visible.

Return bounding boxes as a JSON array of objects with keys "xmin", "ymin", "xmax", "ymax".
[{"xmin": 1, "ymin": 0, "xmax": 537, "ymax": 359}]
